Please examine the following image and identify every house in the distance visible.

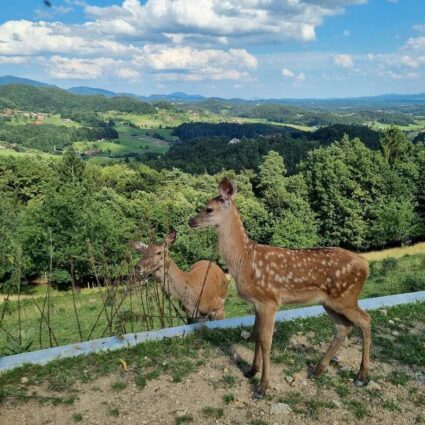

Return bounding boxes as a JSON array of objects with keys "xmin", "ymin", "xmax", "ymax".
[{"xmin": 228, "ymin": 138, "xmax": 241, "ymax": 145}]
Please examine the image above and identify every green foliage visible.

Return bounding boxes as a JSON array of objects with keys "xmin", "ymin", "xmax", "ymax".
[
  {"xmin": 380, "ymin": 127, "xmax": 411, "ymax": 166},
  {"xmin": 50, "ymin": 269, "xmax": 71, "ymax": 291},
  {"xmin": 309, "ymin": 124, "xmax": 382, "ymax": 149}
]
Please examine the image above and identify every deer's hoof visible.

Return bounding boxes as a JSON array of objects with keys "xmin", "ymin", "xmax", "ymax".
[
  {"xmin": 244, "ymin": 369, "xmax": 258, "ymax": 379},
  {"xmin": 252, "ymin": 390, "xmax": 264, "ymax": 400}
]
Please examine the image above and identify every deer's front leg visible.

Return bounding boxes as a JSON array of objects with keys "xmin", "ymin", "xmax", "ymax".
[
  {"xmin": 245, "ymin": 310, "xmax": 261, "ymax": 378},
  {"xmin": 255, "ymin": 302, "xmax": 277, "ymax": 397}
]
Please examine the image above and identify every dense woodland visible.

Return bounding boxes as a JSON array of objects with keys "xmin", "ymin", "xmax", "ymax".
[
  {"xmin": 1, "ymin": 126, "xmax": 424, "ymax": 291},
  {"xmin": 148, "ymin": 123, "xmax": 382, "ymax": 174}
]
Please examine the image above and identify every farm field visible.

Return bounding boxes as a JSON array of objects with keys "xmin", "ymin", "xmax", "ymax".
[
  {"xmin": 73, "ymin": 124, "xmax": 170, "ymax": 157},
  {"xmin": 0, "ymin": 147, "xmax": 58, "ymax": 158},
  {"xmin": 368, "ymin": 118, "xmax": 425, "ymax": 132},
  {"xmin": 0, "ymin": 302, "xmax": 423, "ymax": 424},
  {"xmin": 1, "ymin": 251, "xmax": 424, "ymax": 355},
  {"xmin": 106, "ymin": 110, "xmax": 315, "ymax": 132}
]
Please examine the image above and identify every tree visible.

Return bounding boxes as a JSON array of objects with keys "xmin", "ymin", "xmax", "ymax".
[{"xmin": 380, "ymin": 127, "xmax": 411, "ymax": 166}]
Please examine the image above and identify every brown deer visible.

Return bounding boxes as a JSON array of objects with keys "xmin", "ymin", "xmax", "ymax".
[
  {"xmin": 134, "ymin": 230, "xmax": 229, "ymax": 322},
  {"xmin": 189, "ymin": 178, "xmax": 371, "ymax": 396}
]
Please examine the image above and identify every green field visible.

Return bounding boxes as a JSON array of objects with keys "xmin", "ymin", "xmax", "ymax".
[
  {"xmin": 0, "ymin": 147, "xmax": 58, "ymax": 158},
  {"xmin": 73, "ymin": 124, "xmax": 170, "ymax": 157},
  {"xmin": 368, "ymin": 118, "xmax": 425, "ymax": 132},
  {"xmin": 1, "ymin": 253, "xmax": 424, "ymax": 355},
  {"xmin": 106, "ymin": 110, "xmax": 315, "ymax": 132}
]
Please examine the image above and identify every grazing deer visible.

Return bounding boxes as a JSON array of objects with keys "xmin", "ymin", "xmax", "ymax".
[
  {"xmin": 134, "ymin": 230, "xmax": 229, "ymax": 322},
  {"xmin": 189, "ymin": 178, "xmax": 371, "ymax": 396}
]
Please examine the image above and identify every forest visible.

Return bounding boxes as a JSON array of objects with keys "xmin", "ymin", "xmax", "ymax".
[{"xmin": 1, "ymin": 125, "xmax": 424, "ymax": 292}]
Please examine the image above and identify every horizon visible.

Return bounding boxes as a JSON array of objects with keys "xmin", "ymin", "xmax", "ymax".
[
  {"xmin": 3, "ymin": 74, "xmax": 425, "ymax": 101},
  {"xmin": 0, "ymin": 1, "xmax": 425, "ymax": 98}
]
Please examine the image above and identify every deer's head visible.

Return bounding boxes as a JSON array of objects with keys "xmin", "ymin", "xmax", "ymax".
[
  {"xmin": 133, "ymin": 230, "xmax": 176, "ymax": 278},
  {"xmin": 188, "ymin": 178, "xmax": 237, "ymax": 229}
]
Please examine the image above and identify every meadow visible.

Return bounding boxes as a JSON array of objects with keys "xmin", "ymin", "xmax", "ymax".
[{"xmin": 1, "ymin": 246, "xmax": 424, "ymax": 356}]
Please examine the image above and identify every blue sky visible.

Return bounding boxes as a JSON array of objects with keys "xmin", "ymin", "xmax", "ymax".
[{"xmin": 0, "ymin": 0, "xmax": 424, "ymax": 98}]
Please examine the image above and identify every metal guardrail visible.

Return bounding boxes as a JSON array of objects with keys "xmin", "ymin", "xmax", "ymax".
[{"xmin": 1, "ymin": 291, "xmax": 424, "ymax": 373}]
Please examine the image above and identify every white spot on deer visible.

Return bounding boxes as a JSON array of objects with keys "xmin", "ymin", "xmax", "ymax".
[
  {"xmin": 256, "ymin": 269, "xmax": 262, "ymax": 279},
  {"xmin": 335, "ymin": 270, "xmax": 341, "ymax": 278}
]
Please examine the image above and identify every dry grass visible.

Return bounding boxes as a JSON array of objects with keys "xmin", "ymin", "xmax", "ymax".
[{"xmin": 362, "ymin": 242, "xmax": 425, "ymax": 261}]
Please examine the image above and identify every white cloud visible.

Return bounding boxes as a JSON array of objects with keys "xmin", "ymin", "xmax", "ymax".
[
  {"xmin": 333, "ymin": 54, "xmax": 354, "ymax": 68},
  {"xmin": 282, "ymin": 68, "xmax": 295, "ymax": 78},
  {"xmin": 83, "ymin": 0, "xmax": 365, "ymax": 44},
  {"xmin": 413, "ymin": 24, "xmax": 425, "ymax": 33},
  {"xmin": 405, "ymin": 36, "xmax": 425, "ymax": 51},
  {"xmin": 343, "ymin": 30, "xmax": 350, "ymax": 36},
  {"xmin": 133, "ymin": 45, "xmax": 257, "ymax": 81},
  {"xmin": 281, "ymin": 67, "xmax": 305, "ymax": 81},
  {"xmin": 48, "ymin": 56, "xmax": 141, "ymax": 80},
  {"xmin": 0, "ymin": 20, "xmax": 139, "ymax": 56},
  {"xmin": 0, "ymin": 55, "xmax": 30, "ymax": 64}
]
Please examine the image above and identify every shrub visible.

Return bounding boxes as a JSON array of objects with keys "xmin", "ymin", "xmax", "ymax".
[
  {"xmin": 402, "ymin": 274, "xmax": 425, "ymax": 292},
  {"xmin": 50, "ymin": 269, "xmax": 71, "ymax": 291}
]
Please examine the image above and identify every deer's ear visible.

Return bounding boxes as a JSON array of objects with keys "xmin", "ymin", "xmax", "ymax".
[
  {"xmin": 219, "ymin": 178, "xmax": 237, "ymax": 200},
  {"xmin": 134, "ymin": 242, "xmax": 148, "ymax": 253},
  {"xmin": 165, "ymin": 230, "xmax": 177, "ymax": 246}
]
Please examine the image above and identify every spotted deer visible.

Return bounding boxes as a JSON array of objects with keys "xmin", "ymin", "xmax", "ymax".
[
  {"xmin": 189, "ymin": 178, "xmax": 371, "ymax": 396},
  {"xmin": 134, "ymin": 230, "xmax": 229, "ymax": 322}
]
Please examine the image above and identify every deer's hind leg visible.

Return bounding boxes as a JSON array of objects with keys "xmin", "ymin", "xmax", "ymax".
[
  {"xmin": 314, "ymin": 306, "xmax": 353, "ymax": 377},
  {"xmin": 340, "ymin": 306, "xmax": 371, "ymax": 384}
]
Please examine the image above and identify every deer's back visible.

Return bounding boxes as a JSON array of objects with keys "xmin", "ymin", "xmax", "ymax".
[{"xmin": 187, "ymin": 260, "xmax": 229, "ymax": 301}]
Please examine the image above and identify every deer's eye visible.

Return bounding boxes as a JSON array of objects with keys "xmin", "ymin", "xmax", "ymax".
[
  {"xmin": 206, "ymin": 207, "xmax": 213, "ymax": 213},
  {"xmin": 156, "ymin": 251, "xmax": 162, "ymax": 256}
]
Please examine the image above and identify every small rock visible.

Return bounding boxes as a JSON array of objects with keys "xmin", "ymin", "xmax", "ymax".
[
  {"xmin": 391, "ymin": 330, "xmax": 400, "ymax": 336},
  {"xmin": 367, "ymin": 380, "xmax": 382, "ymax": 391},
  {"xmin": 378, "ymin": 309, "xmax": 387, "ymax": 316},
  {"xmin": 394, "ymin": 318, "xmax": 401, "ymax": 322},
  {"xmin": 388, "ymin": 319, "xmax": 395, "ymax": 325},
  {"xmin": 241, "ymin": 330, "xmax": 251, "ymax": 340},
  {"xmin": 270, "ymin": 403, "xmax": 292, "ymax": 415},
  {"xmin": 414, "ymin": 372, "xmax": 425, "ymax": 382},
  {"xmin": 306, "ymin": 331, "xmax": 315, "ymax": 338},
  {"xmin": 20, "ymin": 377, "xmax": 29, "ymax": 384}
]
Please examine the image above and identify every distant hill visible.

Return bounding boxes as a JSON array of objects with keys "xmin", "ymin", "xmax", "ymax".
[
  {"xmin": 0, "ymin": 75, "xmax": 53, "ymax": 87},
  {"xmin": 141, "ymin": 92, "xmax": 205, "ymax": 102},
  {"xmin": 1, "ymin": 75, "xmax": 425, "ymax": 109},
  {"xmin": 67, "ymin": 86, "xmax": 117, "ymax": 97},
  {"xmin": 0, "ymin": 84, "xmax": 155, "ymax": 114}
]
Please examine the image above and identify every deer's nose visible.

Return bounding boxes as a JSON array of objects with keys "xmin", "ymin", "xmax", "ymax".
[{"xmin": 188, "ymin": 217, "xmax": 197, "ymax": 228}]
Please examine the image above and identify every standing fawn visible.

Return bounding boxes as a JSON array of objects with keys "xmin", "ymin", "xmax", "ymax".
[
  {"xmin": 134, "ymin": 230, "xmax": 229, "ymax": 322},
  {"xmin": 189, "ymin": 178, "xmax": 371, "ymax": 396}
]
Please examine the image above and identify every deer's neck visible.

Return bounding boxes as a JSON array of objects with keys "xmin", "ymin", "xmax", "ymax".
[
  {"xmin": 216, "ymin": 202, "xmax": 252, "ymax": 279},
  {"xmin": 164, "ymin": 258, "xmax": 193, "ymax": 302}
]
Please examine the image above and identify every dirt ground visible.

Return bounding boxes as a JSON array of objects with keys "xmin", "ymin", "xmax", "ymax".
[{"xmin": 1, "ymin": 334, "xmax": 424, "ymax": 425}]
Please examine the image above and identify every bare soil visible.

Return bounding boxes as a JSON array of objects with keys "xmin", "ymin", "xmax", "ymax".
[{"xmin": 1, "ymin": 335, "xmax": 424, "ymax": 425}]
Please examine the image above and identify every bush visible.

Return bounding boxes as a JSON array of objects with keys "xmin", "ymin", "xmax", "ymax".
[
  {"xmin": 402, "ymin": 274, "xmax": 425, "ymax": 292},
  {"xmin": 50, "ymin": 269, "xmax": 71, "ymax": 291},
  {"xmin": 382, "ymin": 257, "xmax": 398, "ymax": 274}
]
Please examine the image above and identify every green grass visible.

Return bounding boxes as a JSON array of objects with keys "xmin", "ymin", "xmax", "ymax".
[
  {"xmin": 1, "ymin": 253, "xmax": 424, "ymax": 355},
  {"xmin": 0, "ymin": 147, "xmax": 58, "ymax": 158},
  {"xmin": 104, "ymin": 110, "xmax": 315, "ymax": 133},
  {"xmin": 73, "ymin": 124, "xmax": 170, "ymax": 157},
  {"xmin": 0, "ymin": 302, "xmax": 423, "ymax": 419},
  {"xmin": 368, "ymin": 119, "xmax": 425, "ymax": 132},
  {"xmin": 222, "ymin": 393, "xmax": 235, "ymax": 404},
  {"xmin": 201, "ymin": 406, "xmax": 224, "ymax": 419},
  {"xmin": 175, "ymin": 415, "xmax": 194, "ymax": 424}
]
